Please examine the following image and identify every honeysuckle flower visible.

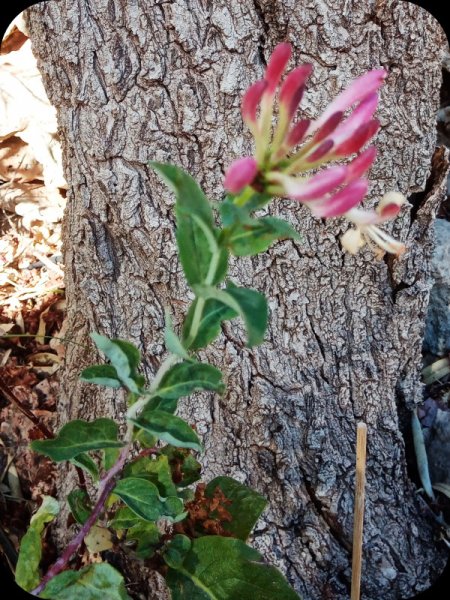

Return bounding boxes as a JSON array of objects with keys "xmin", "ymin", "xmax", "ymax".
[
  {"xmin": 342, "ymin": 192, "xmax": 406, "ymax": 256},
  {"xmin": 224, "ymin": 42, "xmax": 406, "ymax": 256}
]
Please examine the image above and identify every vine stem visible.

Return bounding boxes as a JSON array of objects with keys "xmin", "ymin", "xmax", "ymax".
[{"xmin": 30, "ymin": 427, "xmax": 133, "ymax": 597}]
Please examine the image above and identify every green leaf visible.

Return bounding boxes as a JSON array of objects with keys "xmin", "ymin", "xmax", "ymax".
[
  {"xmin": 91, "ymin": 333, "xmax": 143, "ymax": 394},
  {"xmin": 161, "ymin": 447, "xmax": 202, "ymax": 488},
  {"xmin": 126, "ymin": 521, "xmax": 161, "ymax": 558},
  {"xmin": 70, "ymin": 453, "xmax": 99, "ymax": 481},
  {"xmin": 227, "ymin": 217, "xmax": 301, "ymax": 256},
  {"xmin": 113, "ymin": 477, "xmax": 184, "ymax": 522},
  {"xmin": 130, "ymin": 410, "xmax": 202, "ymax": 452},
  {"xmin": 165, "ymin": 309, "xmax": 189, "ymax": 359},
  {"xmin": 244, "ymin": 191, "xmax": 273, "ymax": 212},
  {"xmin": 219, "ymin": 200, "xmax": 254, "ymax": 228},
  {"xmin": 205, "ymin": 476, "xmax": 267, "ymax": 540},
  {"xmin": 67, "ymin": 489, "xmax": 92, "ymax": 525},
  {"xmin": 142, "ymin": 395, "xmax": 179, "ymax": 414},
  {"xmin": 123, "ymin": 454, "xmax": 177, "ymax": 497},
  {"xmin": 182, "ymin": 298, "xmax": 237, "ymax": 350},
  {"xmin": 109, "ymin": 506, "xmax": 144, "ymax": 530},
  {"xmin": 80, "ymin": 364, "xmax": 122, "ymax": 389},
  {"xmin": 164, "ymin": 534, "xmax": 192, "ymax": 568},
  {"xmin": 154, "ymin": 360, "xmax": 224, "ymax": 400},
  {"xmin": 103, "ymin": 447, "xmax": 121, "ymax": 471},
  {"xmin": 149, "ymin": 162, "xmax": 227, "ymax": 287},
  {"xmin": 150, "ymin": 162, "xmax": 214, "ymax": 228},
  {"xmin": 39, "ymin": 563, "xmax": 131, "ymax": 600},
  {"xmin": 164, "ymin": 535, "xmax": 301, "ymax": 600},
  {"xmin": 194, "ymin": 283, "xmax": 268, "ymax": 347},
  {"xmin": 15, "ymin": 496, "xmax": 59, "ymax": 592},
  {"xmin": 31, "ymin": 418, "xmax": 123, "ymax": 462}
]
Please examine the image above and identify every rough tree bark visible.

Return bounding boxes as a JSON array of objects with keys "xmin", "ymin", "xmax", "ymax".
[{"xmin": 25, "ymin": 1, "xmax": 449, "ymax": 598}]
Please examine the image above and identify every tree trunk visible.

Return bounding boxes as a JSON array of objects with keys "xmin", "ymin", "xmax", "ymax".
[{"xmin": 25, "ymin": 1, "xmax": 449, "ymax": 598}]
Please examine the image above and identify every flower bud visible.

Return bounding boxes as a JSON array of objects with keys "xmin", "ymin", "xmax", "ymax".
[{"xmin": 224, "ymin": 157, "xmax": 258, "ymax": 194}]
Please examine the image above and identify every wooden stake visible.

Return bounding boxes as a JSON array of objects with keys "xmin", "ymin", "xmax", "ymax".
[{"xmin": 351, "ymin": 422, "xmax": 367, "ymax": 600}]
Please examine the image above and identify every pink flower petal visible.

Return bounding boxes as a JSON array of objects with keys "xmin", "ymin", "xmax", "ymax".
[
  {"xmin": 265, "ymin": 43, "xmax": 292, "ymax": 93},
  {"xmin": 311, "ymin": 179, "xmax": 369, "ymax": 218},
  {"xmin": 283, "ymin": 165, "xmax": 347, "ymax": 201},
  {"xmin": 329, "ymin": 93, "xmax": 378, "ymax": 147},
  {"xmin": 224, "ymin": 157, "xmax": 258, "ymax": 194},
  {"xmin": 241, "ymin": 80, "xmax": 267, "ymax": 124},
  {"xmin": 279, "ymin": 65, "xmax": 313, "ymax": 117},
  {"xmin": 286, "ymin": 119, "xmax": 311, "ymax": 148},
  {"xmin": 310, "ymin": 69, "xmax": 387, "ymax": 133},
  {"xmin": 306, "ymin": 139, "xmax": 334, "ymax": 163},
  {"xmin": 345, "ymin": 147, "xmax": 377, "ymax": 183},
  {"xmin": 334, "ymin": 119, "xmax": 380, "ymax": 155},
  {"xmin": 312, "ymin": 111, "xmax": 343, "ymax": 144}
]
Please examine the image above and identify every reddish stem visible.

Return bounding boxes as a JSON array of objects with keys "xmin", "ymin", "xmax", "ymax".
[{"xmin": 30, "ymin": 443, "xmax": 131, "ymax": 596}]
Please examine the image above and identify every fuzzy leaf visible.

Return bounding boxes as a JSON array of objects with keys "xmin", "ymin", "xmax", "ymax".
[
  {"xmin": 109, "ymin": 506, "xmax": 144, "ymax": 530},
  {"xmin": 164, "ymin": 309, "xmax": 189, "ymax": 358},
  {"xmin": 67, "ymin": 489, "xmax": 92, "ymax": 525},
  {"xmin": 126, "ymin": 521, "xmax": 160, "ymax": 558},
  {"xmin": 205, "ymin": 476, "xmax": 267, "ymax": 540},
  {"xmin": 39, "ymin": 563, "xmax": 131, "ymax": 599},
  {"xmin": 182, "ymin": 298, "xmax": 237, "ymax": 350},
  {"xmin": 227, "ymin": 216, "xmax": 301, "ymax": 256},
  {"xmin": 164, "ymin": 535, "xmax": 301, "ymax": 600},
  {"xmin": 153, "ymin": 360, "xmax": 224, "ymax": 401},
  {"xmin": 142, "ymin": 395, "xmax": 179, "ymax": 414},
  {"xmin": 15, "ymin": 496, "xmax": 59, "ymax": 592},
  {"xmin": 130, "ymin": 410, "xmax": 202, "ymax": 452},
  {"xmin": 194, "ymin": 283, "xmax": 268, "ymax": 347},
  {"xmin": 80, "ymin": 364, "xmax": 122, "ymax": 389},
  {"xmin": 113, "ymin": 477, "xmax": 184, "ymax": 522},
  {"xmin": 31, "ymin": 419, "xmax": 123, "ymax": 462},
  {"xmin": 123, "ymin": 454, "xmax": 177, "ymax": 497},
  {"xmin": 91, "ymin": 333, "xmax": 143, "ymax": 394},
  {"xmin": 150, "ymin": 162, "xmax": 224, "ymax": 287},
  {"xmin": 103, "ymin": 447, "xmax": 121, "ymax": 471},
  {"xmin": 70, "ymin": 453, "xmax": 99, "ymax": 481}
]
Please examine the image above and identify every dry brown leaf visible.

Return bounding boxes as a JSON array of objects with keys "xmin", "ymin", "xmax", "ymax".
[
  {"xmin": 0, "ymin": 38, "xmax": 66, "ymax": 190},
  {"xmin": 0, "ymin": 136, "xmax": 43, "ymax": 183},
  {"xmin": 27, "ymin": 352, "xmax": 61, "ymax": 366}
]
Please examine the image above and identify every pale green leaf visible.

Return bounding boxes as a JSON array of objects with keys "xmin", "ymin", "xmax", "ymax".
[
  {"xmin": 39, "ymin": 563, "xmax": 131, "ymax": 599},
  {"xmin": 31, "ymin": 418, "xmax": 123, "ymax": 462}
]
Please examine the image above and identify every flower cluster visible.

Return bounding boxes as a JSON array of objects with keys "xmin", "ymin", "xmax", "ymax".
[{"xmin": 224, "ymin": 43, "xmax": 406, "ymax": 256}]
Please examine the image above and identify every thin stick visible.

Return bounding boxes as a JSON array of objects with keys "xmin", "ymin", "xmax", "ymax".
[{"xmin": 351, "ymin": 422, "xmax": 367, "ymax": 600}]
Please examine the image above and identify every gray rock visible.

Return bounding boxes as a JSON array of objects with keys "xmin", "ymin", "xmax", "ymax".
[{"xmin": 423, "ymin": 218, "xmax": 450, "ymax": 356}]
